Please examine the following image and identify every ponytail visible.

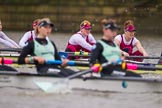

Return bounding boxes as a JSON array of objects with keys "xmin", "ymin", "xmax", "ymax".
[{"xmin": 124, "ymin": 20, "xmax": 134, "ymax": 30}]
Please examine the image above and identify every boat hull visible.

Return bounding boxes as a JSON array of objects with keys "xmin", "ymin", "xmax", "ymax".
[{"xmin": 0, "ymin": 72, "xmax": 162, "ymax": 93}]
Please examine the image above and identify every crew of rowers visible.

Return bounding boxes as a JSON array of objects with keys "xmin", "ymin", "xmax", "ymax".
[{"xmin": 0, "ymin": 18, "xmax": 149, "ymax": 77}]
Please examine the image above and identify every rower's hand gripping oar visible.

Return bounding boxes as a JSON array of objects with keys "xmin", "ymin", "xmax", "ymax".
[{"xmin": 34, "ymin": 59, "xmax": 122, "ymax": 93}]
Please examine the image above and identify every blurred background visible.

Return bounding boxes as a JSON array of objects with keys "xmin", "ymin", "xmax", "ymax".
[
  {"xmin": 0, "ymin": 2, "xmax": 162, "ymax": 108},
  {"xmin": 0, "ymin": 0, "xmax": 162, "ymax": 35}
]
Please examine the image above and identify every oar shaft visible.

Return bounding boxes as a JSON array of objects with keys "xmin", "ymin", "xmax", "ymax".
[
  {"xmin": 126, "ymin": 56, "xmax": 162, "ymax": 59},
  {"xmin": 46, "ymin": 60, "xmax": 89, "ymax": 66},
  {"xmin": 67, "ymin": 68, "xmax": 92, "ymax": 79},
  {"xmin": 59, "ymin": 51, "xmax": 91, "ymax": 56},
  {"xmin": 2, "ymin": 58, "xmax": 162, "ymax": 71},
  {"xmin": 0, "ymin": 58, "xmax": 89, "ymax": 66},
  {"xmin": 0, "ymin": 53, "xmax": 20, "ymax": 57},
  {"xmin": 67, "ymin": 54, "xmax": 90, "ymax": 57},
  {"xmin": 125, "ymin": 63, "xmax": 162, "ymax": 71},
  {"xmin": 0, "ymin": 54, "xmax": 31, "ymax": 57},
  {"xmin": 0, "ymin": 48, "xmax": 22, "ymax": 52}
]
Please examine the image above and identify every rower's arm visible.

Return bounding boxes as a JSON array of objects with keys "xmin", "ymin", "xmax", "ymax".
[
  {"xmin": 135, "ymin": 41, "xmax": 148, "ymax": 56},
  {"xmin": 18, "ymin": 41, "xmax": 34, "ymax": 64},
  {"xmin": 89, "ymin": 43, "xmax": 103, "ymax": 66}
]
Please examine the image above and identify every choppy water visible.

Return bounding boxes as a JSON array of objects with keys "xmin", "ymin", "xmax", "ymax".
[
  {"xmin": 0, "ymin": 88, "xmax": 162, "ymax": 108},
  {"xmin": 0, "ymin": 32, "xmax": 162, "ymax": 108}
]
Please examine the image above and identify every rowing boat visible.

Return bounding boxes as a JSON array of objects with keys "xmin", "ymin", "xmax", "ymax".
[
  {"xmin": 3, "ymin": 63, "xmax": 162, "ymax": 75},
  {"xmin": 67, "ymin": 65, "xmax": 162, "ymax": 74},
  {"xmin": 0, "ymin": 71, "xmax": 162, "ymax": 93},
  {"xmin": 0, "ymin": 58, "xmax": 162, "ymax": 93}
]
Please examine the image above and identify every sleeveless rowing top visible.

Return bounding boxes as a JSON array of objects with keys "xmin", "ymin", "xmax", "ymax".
[
  {"xmin": 34, "ymin": 38, "xmax": 55, "ymax": 60},
  {"xmin": 120, "ymin": 34, "xmax": 134, "ymax": 54},
  {"xmin": 98, "ymin": 40, "xmax": 121, "ymax": 62},
  {"xmin": 25, "ymin": 31, "xmax": 34, "ymax": 44}
]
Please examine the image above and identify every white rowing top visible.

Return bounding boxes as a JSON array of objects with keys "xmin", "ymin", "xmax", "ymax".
[
  {"xmin": 68, "ymin": 31, "xmax": 96, "ymax": 51},
  {"xmin": 0, "ymin": 31, "xmax": 20, "ymax": 48},
  {"xmin": 19, "ymin": 30, "xmax": 37, "ymax": 47}
]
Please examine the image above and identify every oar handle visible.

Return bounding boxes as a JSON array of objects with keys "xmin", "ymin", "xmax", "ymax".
[
  {"xmin": 0, "ymin": 58, "xmax": 18, "ymax": 64},
  {"xmin": 125, "ymin": 63, "xmax": 162, "ymax": 71}
]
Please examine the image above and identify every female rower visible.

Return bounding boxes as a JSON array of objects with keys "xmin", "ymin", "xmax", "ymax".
[
  {"xmin": 89, "ymin": 20, "xmax": 141, "ymax": 77},
  {"xmin": 18, "ymin": 18, "xmax": 75, "ymax": 77},
  {"xmin": 114, "ymin": 20, "xmax": 148, "ymax": 61},
  {"xmin": 0, "ymin": 20, "xmax": 20, "ymax": 48},
  {"xmin": 19, "ymin": 19, "xmax": 40, "ymax": 47},
  {"xmin": 65, "ymin": 20, "xmax": 96, "ymax": 53}
]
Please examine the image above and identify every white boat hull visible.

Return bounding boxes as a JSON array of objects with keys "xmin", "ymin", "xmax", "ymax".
[{"xmin": 0, "ymin": 72, "xmax": 162, "ymax": 93}]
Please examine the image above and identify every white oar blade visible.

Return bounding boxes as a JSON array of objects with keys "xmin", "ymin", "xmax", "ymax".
[
  {"xmin": 35, "ymin": 81, "xmax": 53, "ymax": 92},
  {"xmin": 34, "ymin": 81, "xmax": 71, "ymax": 94}
]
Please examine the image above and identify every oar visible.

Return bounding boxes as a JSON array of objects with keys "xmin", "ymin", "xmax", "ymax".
[
  {"xmin": 123, "ymin": 62, "xmax": 162, "ymax": 71},
  {"xmin": 3, "ymin": 57, "xmax": 162, "ymax": 72},
  {"xmin": 124, "ymin": 59, "xmax": 158, "ymax": 65},
  {"xmin": 34, "ymin": 59, "xmax": 122, "ymax": 93},
  {"xmin": 0, "ymin": 51, "xmax": 89, "ymax": 59},
  {"xmin": 59, "ymin": 53, "xmax": 162, "ymax": 59},
  {"xmin": 46, "ymin": 60, "xmax": 89, "ymax": 66},
  {"xmin": 0, "ymin": 53, "xmax": 20, "ymax": 57},
  {"xmin": 59, "ymin": 51, "xmax": 91, "ymax": 56},
  {"xmin": 0, "ymin": 58, "xmax": 18, "ymax": 64},
  {"xmin": 130, "ymin": 70, "xmax": 162, "ymax": 74},
  {"xmin": 59, "ymin": 51, "xmax": 90, "ymax": 58},
  {"xmin": 0, "ymin": 54, "xmax": 34, "ymax": 58},
  {"xmin": 2, "ymin": 57, "xmax": 162, "ymax": 70},
  {"xmin": 0, "ymin": 58, "xmax": 89, "ymax": 66},
  {"xmin": 126, "ymin": 56, "xmax": 162, "ymax": 59},
  {"xmin": 0, "ymin": 48, "xmax": 22, "ymax": 52}
]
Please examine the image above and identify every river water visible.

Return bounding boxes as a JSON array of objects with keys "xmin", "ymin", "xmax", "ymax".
[{"xmin": 0, "ymin": 32, "xmax": 162, "ymax": 108}]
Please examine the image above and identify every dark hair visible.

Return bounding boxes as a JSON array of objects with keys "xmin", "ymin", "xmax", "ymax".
[
  {"xmin": 101, "ymin": 18, "xmax": 120, "ymax": 31},
  {"xmin": 101, "ymin": 18, "xmax": 117, "ymax": 26},
  {"xmin": 36, "ymin": 18, "xmax": 53, "ymax": 34}
]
